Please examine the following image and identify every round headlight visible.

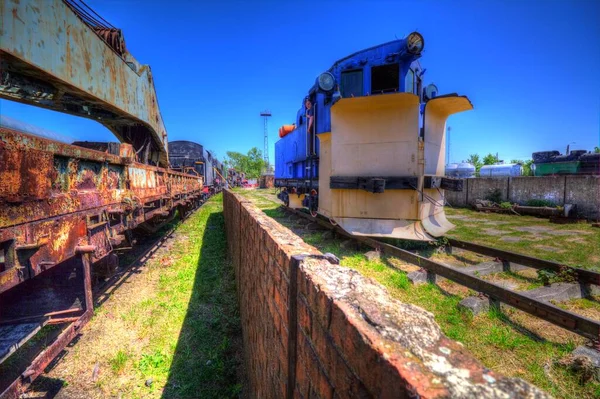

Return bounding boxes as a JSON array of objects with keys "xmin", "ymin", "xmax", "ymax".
[
  {"xmin": 406, "ymin": 32, "xmax": 424, "ymax": 55},
  {"xmin": 424, "ymin": 83, "xmax": 438, "ymax": 100},
  {"xmin": 318, "ymin": 72, "xmax": 335, "ymax": 92}
]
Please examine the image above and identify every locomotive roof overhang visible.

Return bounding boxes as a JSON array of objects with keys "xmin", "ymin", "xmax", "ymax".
[{"xmin": 329, "ymin": 32, "xmax": 424, "ymax": 74}]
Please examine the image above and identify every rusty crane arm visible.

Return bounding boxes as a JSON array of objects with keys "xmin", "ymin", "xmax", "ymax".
[{"xmin": 0, "ymin": 0, "xmax": 169, "ymax": 166}]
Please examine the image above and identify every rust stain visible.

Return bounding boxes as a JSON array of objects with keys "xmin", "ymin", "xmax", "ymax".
[{"xmin": 12, "ymin": 7, "xmax": 25, "ymax": 24}]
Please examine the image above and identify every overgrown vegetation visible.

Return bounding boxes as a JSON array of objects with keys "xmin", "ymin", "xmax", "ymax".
[
  {"xmin": 225, "ymin": 147, "xmax": 266, "ymax": 178},
  {"xmin": 239, "ymin": 188, "xmax": 600, "ymax": 399},
  {"xmin": 485, "ymin": 188, "xmax": 504, "ymax": 204},
  {"xmin": 526, "ymin": 199, "xmax": 556, "ymax": 208}
]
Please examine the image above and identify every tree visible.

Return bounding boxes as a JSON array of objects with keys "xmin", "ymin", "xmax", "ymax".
[
  {"xmin": 523, "ymin": 159, "xmax": 534, "ymax": 176},
  {"xmin": 595, "ymin": 147, "xmax": 600, "ymax": 154},
  {"xmin": 225, "ymin": 147, "xmax": 266, "ymax": 179},
  {"xmin": 482, "ymin": 153, "xmax": 500, "ymax": 166},
  {"xmin": 466, "ymin": 154, "xmax": 483, "ymax": 173},
  {"xmin": 511, "ymin": 159, "xmax": 534, "ymax": 176}
]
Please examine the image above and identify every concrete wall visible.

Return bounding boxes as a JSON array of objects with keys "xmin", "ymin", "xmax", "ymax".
[
  {"xmin": 566, "ymin": 176, "xmax": 600, "ymax": 221},
  {"xmin": 509, "ymin": 176, "xmax": 565, "ymax": 205},
  {"xmin": 223, "ymin": 189, "xmax": 547, "ymax": 398},
  {"xmin": 445, "ymin": 176, "xmax": 600, "ymax": 220},
  {"xmin": 468, "ymin": 178, "xmax": 509, "ymax": 203}
]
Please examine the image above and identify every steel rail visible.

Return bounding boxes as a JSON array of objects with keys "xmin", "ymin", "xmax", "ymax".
[
  {"xmin": 447, "ymin": 238, "xmax": 600, "ymax": 286},
  {"xmin": 281, "ymin": 206, "xmax": 600, "ymax": 342}
]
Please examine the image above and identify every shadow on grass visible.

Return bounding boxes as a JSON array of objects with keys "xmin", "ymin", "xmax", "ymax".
[{"xmin": 162, "ymin": 210, "xmax": 244, "ymax": 399}]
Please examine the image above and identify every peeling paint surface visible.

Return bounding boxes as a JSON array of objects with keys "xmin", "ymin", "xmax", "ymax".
[{"xmin": 0, "ymin": 128, "xmax": 203, "ymax": 294}]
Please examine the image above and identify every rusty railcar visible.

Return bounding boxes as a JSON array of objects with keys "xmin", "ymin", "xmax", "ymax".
[{"xmin": 0, "ymin": 0, "xmax": 204, "ymax": 396}]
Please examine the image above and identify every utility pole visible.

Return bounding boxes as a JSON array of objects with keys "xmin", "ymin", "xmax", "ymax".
[
  {"xmin": 260, "ymin": 110, "xmax": 272, "ymax": 173},
  {"xmin": 446, "ymin": 126, "xmax": 452, "ymax": 164}
]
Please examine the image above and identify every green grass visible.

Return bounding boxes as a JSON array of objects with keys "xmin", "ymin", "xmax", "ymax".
[
  {"xmin": 80, "ymin": 194, "xmax": 242, "ymax": 398},
  {"xmin": 110, "ymin": 350, "xmax": 131, "ymax": 374},
  {"xmin": 141, "ymin": 194, "xmax": 242, "ymax": 398},
  {"xmin": 240, "ymin": 188, "xmax": 600, "ymax": 399},
  {"xmin": 445, "ymin": 207, "xmax": 600, "ymax": 271}
]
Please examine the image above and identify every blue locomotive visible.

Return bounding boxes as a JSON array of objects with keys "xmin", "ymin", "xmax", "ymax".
[{"xmin": 275, "ymin": 32, "xmax": 473, "ymax": 240}]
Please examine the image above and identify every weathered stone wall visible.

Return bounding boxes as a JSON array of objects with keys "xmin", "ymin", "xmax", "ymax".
[
  {"xmin": 444, "ymin": 176, "xmax": 599, "ymax": 220},
  {"xmin": 223, "ymin": 189, "xmax": 548, "ymax": 398},
  {"xmin": 566, "ymin": 175, "xmax": 600, "ymax": 220},
  {"xmin": 509, "ymin": 176, "xmax": 565, "ymax": 205},
  {"xmin": 468, "ymin": 178, "xmax": 509, "ymax": 203}
]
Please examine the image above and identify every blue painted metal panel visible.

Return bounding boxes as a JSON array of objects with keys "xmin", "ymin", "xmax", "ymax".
[{"xmin": 275, "ymin": 34, "xmax": 425, "ymax": 181}]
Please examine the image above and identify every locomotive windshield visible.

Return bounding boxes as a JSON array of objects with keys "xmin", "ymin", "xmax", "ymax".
[{"xmin": 340, "ymin": 70, "xmax": 363, "ymax": 98}]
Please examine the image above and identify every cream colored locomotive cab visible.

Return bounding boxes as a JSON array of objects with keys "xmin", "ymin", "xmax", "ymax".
[{"xmin": 318, "ymin": 92, "xmax": 472, "ymax": 241}]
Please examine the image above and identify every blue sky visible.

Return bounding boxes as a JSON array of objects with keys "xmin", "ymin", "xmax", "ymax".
[{"xmin": 1, "ymin": 0, "xmax": 599, "ymax": 165}]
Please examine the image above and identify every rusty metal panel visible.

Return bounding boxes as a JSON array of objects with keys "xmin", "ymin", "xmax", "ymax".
[
  {"xmin": 0, "ymin": 127, "xmax": 204, "ymax": 294},
  {"xmin": 0, "ymin": 0, "xmax": 169, "ymax": 166}
]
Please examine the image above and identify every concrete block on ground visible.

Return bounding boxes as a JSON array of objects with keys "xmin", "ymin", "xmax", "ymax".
[
  {"xmin": 408, "ymin": 270, "xmax": 436, "ymax": 285},
  {"xmin": 458, "ymin": 296, "xmax": 491, "ymax": 315},
  {"xmin": 501, "ymin": 262, "xmax": 530, "ymax": 272},
  {"xmin": 461, "ymin": 261, "xmax": 529, "ymax": 276},
  {"xmin": 571, "ymin": 346, "xmax": 600, "ymax": 381},
  {"xmin": 587, "ymin": 284, "xmax": 600, "ymax": 296},
  {"xmin": 522, "ymin": 283, "xmax": 588, "ymax": 303},
  {"xmin": 462, "ymin": 261, "xmax": 504, "ymax": 276},
  {"xmin": 364, "ymin": 250, "xmax": 380, "ymax": 262}
]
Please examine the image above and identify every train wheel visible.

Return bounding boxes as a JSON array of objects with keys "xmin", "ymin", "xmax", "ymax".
[
  {"xmin": 283, "ymin": 192, "xmax": 289, "ymax": 207},
  {"xmin": 309, "ymin": 189, "xmax": 318, "ymax": 217}
]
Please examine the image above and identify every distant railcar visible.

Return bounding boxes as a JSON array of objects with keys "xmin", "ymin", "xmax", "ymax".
[
  {"xmin": 479, "ymin": 164, "xmax": 523, "ymax": 178},
  {"xmin": 227, "ymin": 168, "xmax": 245, "ymax": 187},
  {"xmin": 533, "ymin": 150, "xmax": 600, "ymax": 176},
  {"xmin": 168, "ymin": 140, "xmax": 224, "ymax": 195},
  {"xmin": 274, "ymin": 32, "xmax": 472, "ymax": 240}
]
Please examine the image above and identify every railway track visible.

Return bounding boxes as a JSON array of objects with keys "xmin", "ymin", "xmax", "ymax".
[
  {"xmin": 0, "ymin": 206, "xmax": 199, "ymax": 399},
  {"xmin": 282, "ymin": 206, "xmax": 600, "ymax": 344}
]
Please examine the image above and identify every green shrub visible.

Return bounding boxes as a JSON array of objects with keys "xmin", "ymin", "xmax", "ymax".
[
  {"xmin": 526, "ymin": 199, "xmax": 556, "ymax": 208},
  {"xmin": 486, "ymin": 188, "xmax": 503, "ymax": 204}
]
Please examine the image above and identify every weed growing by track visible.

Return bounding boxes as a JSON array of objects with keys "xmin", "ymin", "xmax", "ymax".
[{"xmin": 238, "ymin": 188, "xmax": 600, "ymax": 399}]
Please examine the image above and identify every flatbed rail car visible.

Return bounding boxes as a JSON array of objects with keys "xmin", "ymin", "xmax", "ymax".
[
  {"xmin": 0, "ymin": 0, "xmax": 205, "ymax": 396},
  {"xmin": 274, "ymin": 32, "xmax": 472, "ymax": 241},
  {"xmin": 0, "ymin": 127, "xmax": 204, "ymax": 397}
]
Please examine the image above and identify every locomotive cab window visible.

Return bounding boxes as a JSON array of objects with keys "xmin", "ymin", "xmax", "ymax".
[
  {"xmin": 195, "ymin": 162, "xmax": 205, "ymax": 176},
  {"xmin": 371, "ymin": 63, "xmax": 399, "ymax": 94},
  {"xmin": 405, "ymin": 69, "xmax": 415, "ymax": 94},
  {"xmin": 340, "ymin": 70, "xmax": 363, "ymax": 98}
]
